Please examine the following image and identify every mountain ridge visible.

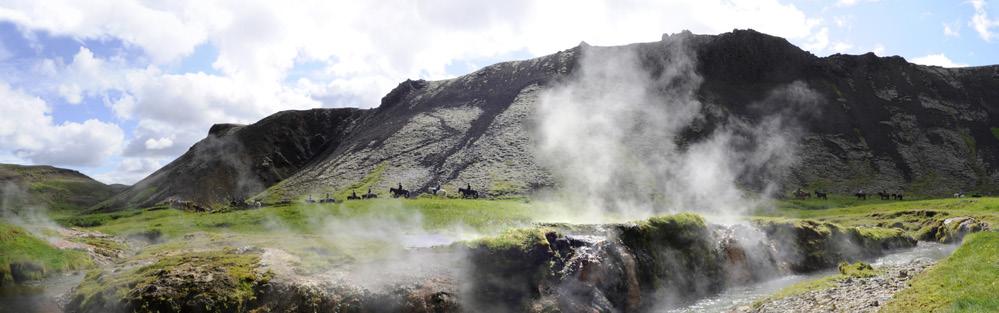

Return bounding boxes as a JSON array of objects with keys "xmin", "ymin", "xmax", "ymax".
[{"xmin": 99, "ymin": 29, "xmax": 999, "ymax": 210}]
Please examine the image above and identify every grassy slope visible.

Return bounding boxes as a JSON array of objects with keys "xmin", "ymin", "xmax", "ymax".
[
  {"xmin": 0, "ymin": 223, "xmax": 92, "ymax": 284},
  {"xmin": 0, "ymin": 164, "xmax": 117, "ymax": 213},
  {"xmin": 882, "ymin": 232, "xmax": 999, "ymax": 313}
]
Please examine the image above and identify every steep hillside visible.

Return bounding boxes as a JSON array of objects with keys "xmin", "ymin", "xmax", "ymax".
[
  {"xmin": 110, "ymin": 29, "xmax": 999, "ymax": 209},
  {"xmin": 95, "ymin": 108, "xmax": 366, "ymax": 211},
  {"xmin": 0, "ymin": 164, "xmax": 119, "ymax": 211},
  {"xmin": 270, "ymin": 29, "xmax": 999, "ymax": 200}
]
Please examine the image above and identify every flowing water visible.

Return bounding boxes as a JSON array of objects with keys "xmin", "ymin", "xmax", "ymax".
[
  {"xmin": 664, "ymin": 242, "xmax": 957, "ymax": 313},
  {"xmin": 0, "ymin": 272, "xmax": 84, "ymax": 313}
]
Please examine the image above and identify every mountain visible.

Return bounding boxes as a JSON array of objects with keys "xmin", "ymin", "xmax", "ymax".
[
  {"xmin": 105, "ymin": 29, "xmax": 999, "ymax": 210},
  {"xmin": 0, "ymin": 164, "xmax": 121, "ymax": 211},
  {"xmin": 94, "ymin": 108, "xmax": 365, "ymax": 211}
]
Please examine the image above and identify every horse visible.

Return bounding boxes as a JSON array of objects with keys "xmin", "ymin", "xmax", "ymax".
[
  {"xmin": 362, "ymin": 188, "xmax": 378, "ymax": 199},
  {"xmin": 320, "ymin": 193, "xmax": 337, "ymax": 203},
  {"xmin": 855, "ymin": 190, "xmax": 868, "ymax": 200},
  {"xmin": 390, "ymin": 183, "xmax": 410, "ymax": 198},
  {"xmin": 892, "ymin": 192, "xmax": 904, "ymax": 200},
  {"xmin": 793, "ymin": 189, "xmax": 811, "ymax": 200},
  {"xmin": 346, "ymin": 190, "xmax": 362, "ymax": 200},
  {"xmin": 878, "ymin": 190, "xmax": 890, "ymax": 200},
  {"xmin": 814, "ymin": 190, "xmax": 828, "ymax": 200},
  {"xmin": 430, "ymin": 184, "xmax": 447, "ymax": 198},
  {"xmin": 305, "ymin": 195, "xmax": 316, "ymax": 203},
  {"xmin": 458, "ymin": 183, "xmax": 479, "ymax": 199}
]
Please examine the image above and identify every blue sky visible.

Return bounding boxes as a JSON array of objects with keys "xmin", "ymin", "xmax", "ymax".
[{"xmin": 0, "ymin": 0, "xmax": 996, "ymax": 184}]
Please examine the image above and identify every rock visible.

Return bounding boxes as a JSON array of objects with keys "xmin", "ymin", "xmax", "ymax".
[
  {"xmin": 9, "ymin": 261, "xmax": 45, "ymax": 283},
  {"xmin": 745, "ymin": 259, "xmax": 934, "ymax": 313}
]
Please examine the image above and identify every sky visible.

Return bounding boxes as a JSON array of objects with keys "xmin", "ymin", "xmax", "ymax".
[{"xmin": 0, "ymin": 0, "xmax": 997, "ymax": 185}]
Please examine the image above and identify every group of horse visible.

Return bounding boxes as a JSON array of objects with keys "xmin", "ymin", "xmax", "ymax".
[
  {"xmin": 852, "ymin": 190, "xmax": 905, "ymax": 200},
  {"xmin": 792, "ymin": 189, "xmax": 827, "ymax": 200},
  {"xmin": 791, "ymin": 188, "xmax": 904, "ymax": 200},
  {"xmin": 307, "ymin": 183, "xmax": 481, "ymax": 203},
  {"xmin": 305, "ymin": 194, "xmax": 340, "ymax": 203},
  {"xmin": 346, "ymin": 188, "xmax": 379, "ymax": 200}
]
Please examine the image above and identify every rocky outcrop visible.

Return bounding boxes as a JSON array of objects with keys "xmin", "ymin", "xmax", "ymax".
[{"xmin": 453, "ymin": 215, "xmax": 915, "ymax": 312}]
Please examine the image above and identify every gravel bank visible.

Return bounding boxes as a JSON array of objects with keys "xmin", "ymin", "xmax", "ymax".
[{"xmin": 734, "ymin": 258, "xmax": 935, "ymax": 313}]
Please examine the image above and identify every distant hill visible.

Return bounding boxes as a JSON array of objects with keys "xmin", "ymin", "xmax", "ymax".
[
  {"xmin": 0, "ymin": 164, "xmax": 121, "ymax": 211},
  {"xmin": 94, "ymin": 108, "xmax": 365, "ymax": 211},
  {"xmin": 101, "ymin": 29, "xmax": 999, "ymax": 210}
]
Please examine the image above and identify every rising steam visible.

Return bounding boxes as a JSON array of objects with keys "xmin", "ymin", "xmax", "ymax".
[{"xmin": 535, "ymin": 33, "xmax": 823, "ymax": 222}]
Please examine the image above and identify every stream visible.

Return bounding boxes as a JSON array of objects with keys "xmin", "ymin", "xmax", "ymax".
[
  {"xmin": 0, "ymin": 272, "xmax": 84, "ymax": 313},
  {"xmin": 663, "ymin": 241, "xmax": 958, "ymax": 313}
]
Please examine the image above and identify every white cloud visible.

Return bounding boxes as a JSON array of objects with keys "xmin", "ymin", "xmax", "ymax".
[
  {"xmin": 831, "ymin": 41, "xmax": 854, "ymax": 53},
  {"xmin": 911, "ymin": 53, "xmax": 969, "ymax": 68},
  {"xmin": 970, "ymin": 0, "xmax": 999, "ymax": 41},
  {"xmin": 872, "ymin": 43, "xmax": 886, "ymax": 55},
  {"xmin": 804, "ymin": 27, "xmax": 830, "ymax": 51},
  {"xmin": 943, "ymin": 22, "xmax": 960, "ymax": 37},
  {"xmin": 0, "ymin": 83, "xmax": 123, "ymax": 167},
  {"xmin": 836, "ymin": 0, "xmax": 878, "ymax": 7},
  {"xmin": 144, "ymin": 137, "xmax": 173, "ymax": 150},
  {"xmin": 92, "ymin": 157, "xmax": 164, "ymax": 185}
]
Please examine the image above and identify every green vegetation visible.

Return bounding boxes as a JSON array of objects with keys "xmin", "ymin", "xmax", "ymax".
[
  {"xmin": 333, "ymin": 162, "xmax": 387, "ymax": 200},
  {"xmin": 0, "ymin": 223, "xmax": 92, "ymax": 284},
  {"xmin": 991, "ymin": 127, "xmax": 999, "ymax": 141},
  {"xmin": 0, "ymin": 164, "xmax": 118, "ymax": 212},
  {"xmin": 836, "ymin": 261, "xmax": 876, "ymax": 278},
  {"xmin": 882, "ymin": 232, "xmax": 999, "ymax": 313},
  {"xmin": 755, "ymin": 197, "xmax": 999, "ymax": 240},
  {"xmin": 468, "ymin": 226, "xmax": 554, "ymax": 251},
  {"xmin": 69, "ymin": 248, "xmax": 269, "ymax": 312},
  {"xmin": 77, "ymin": 198, "xmax": 538, "ymax": 238}
]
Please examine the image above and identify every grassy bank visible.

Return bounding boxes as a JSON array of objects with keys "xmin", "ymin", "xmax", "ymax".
[
  {"xmin": 0, "ymin": 223, "xmax": 92, "ymax": 284},
  {"xmin": 882, "ymin": 231, "xmax": 999, "ymax": 313},
  {"xmin": 63, "ymin": 198, "xmax": 539, "ymax": 237}
]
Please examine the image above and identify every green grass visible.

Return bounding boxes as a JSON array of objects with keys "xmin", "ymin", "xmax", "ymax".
[
  {"xmin": 81, "ymin": 198, "xmax": 538, "ymax": 238},
  {"xmin": 882, "ymin": 231, "xmax": 999, "ymax": 313},
  {"xmin": 468, "ymin": 226, "xmax": 554, "ymax": 251},
  {"xmin": 333, "ymin": 162, "xmax": 387, "ymax": 200},
  {"xmin": 0, "ymin": 223, "xmax": 92, "ymax": 284},
  {"xmin": 755, "ymin": 197, "xmax": 999, "ymax": 238},
  {"xmin": 0, "ymin": 164, "xmax": 117, "ymax": 212},
  {"xmin": 991, "ymin": 127, "xmax": 999, "ymax": 142}
]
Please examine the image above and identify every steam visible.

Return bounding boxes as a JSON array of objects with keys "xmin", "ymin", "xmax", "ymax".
[
  {"xmin": 535, "ymin": 33, "xmax": 822, "ymax": 222},
  {"xmin": 0, "ymin": 182, "xmax": 63, "ymax": 243}
]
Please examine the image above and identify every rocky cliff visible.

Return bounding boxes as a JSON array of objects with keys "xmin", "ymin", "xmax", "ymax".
[{"xmin": 110, "ymin": 29, "xmax": 999, "ymax": 209}]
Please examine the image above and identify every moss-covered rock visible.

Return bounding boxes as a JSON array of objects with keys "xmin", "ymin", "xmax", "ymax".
[
  {"xmin": 461, "ymin": 227, "xmax": 559, "ymax": 312},
  {"xmin": 616, "ymin": 213, "xmax": 725, "ymax": 305},
  {"xmin": 752, "ymin": 218, "xmax": 915, "ymax": 272},
  {"xmin": 66, "ymin": 248, "xmax": 271, "ymax": 313}
]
